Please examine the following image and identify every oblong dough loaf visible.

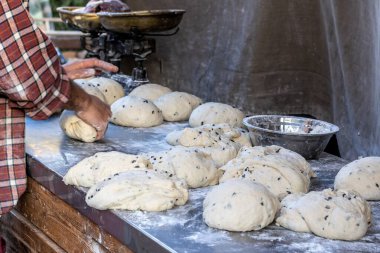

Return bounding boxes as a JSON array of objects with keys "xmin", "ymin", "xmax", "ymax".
[
  {"xmin": 86, "ymin": 170, "xmax": 188, "ymax": 211},
  {"xmin": 129, "ymin": 83, "xmax": 172, "ymax": 101},
  {"xmin": 154, "ymin": 92, "xmax": 202, "ymax": 122},
  {"xmin": 334, "ymin": 156, "xmax": 380, "ymax": 200},
  {"xmin": 203, "ymin": 179, "xmax": 279, "ymax": 232},
  {"xmin": 189, "ymin": 102, "xmax": 244, "ymax": 127},
  {"xmin": 88, "ymin": 77, "xmax": 125, "ymax": 105},
  {"xmin": 111, "ymin": 96, "xmax": 163, "ymax": 128}
]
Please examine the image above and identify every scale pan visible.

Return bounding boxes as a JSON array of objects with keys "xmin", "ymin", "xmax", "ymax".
[
  {"xmin": 97, "ymin": 9, "xmax": 186, "ymax": 33},
  {"xmin": 57, "ymin": 7, "xmax": 101, "ymax": 32}
]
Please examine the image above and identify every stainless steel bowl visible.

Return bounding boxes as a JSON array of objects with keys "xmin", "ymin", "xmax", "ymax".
[{"xmin": 243, "ymin": 115, "xmax": 339, "ymax": 159}]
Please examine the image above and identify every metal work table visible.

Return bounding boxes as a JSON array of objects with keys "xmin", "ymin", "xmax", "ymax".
[{"xmin": 25, "ymin": 116, "xmax": 380, "ymax": 253}]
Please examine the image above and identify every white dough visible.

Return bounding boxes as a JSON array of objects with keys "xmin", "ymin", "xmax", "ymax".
[
  {"xmin": 63, "ymin": 151, "xmax": 151, "ymax": 187},
  {"xmin": 189, "ymin": 102, "xmax": 245, "ymax": 127},
  {"xmin": 60, "ymin": 80, "xmax": 107, "ymax": 143},
  {"xmin": 219, "ymin": 146, "xmax": 314, "ymax": 199},
  {"xmin": 334, "ymin": 156, "xmax": 380, "ymax": 200},
  {"xmin": 59, "ymin": 110, "xmax": 98, "ymax": 143},
  {"xmin": 154, "ymin": 92, "xmax": 202, "ymax": 122},
  {"xmin": 74, "ymin": 79, "xmax": 106, "ymax": 102},
  {"xmin": 145, "ymin": 147, "xmax": 220, "ymax": 188},
  {"xmin": 86, "ymin": 170, "xmax": 188, "ymax": 211},
  {"xmin": 276, "ymin": 189, "xmax": 372, "ymax": 240},
  {"xmin": 129, "ymin": 83, "xmax": 172, "ymax": 101},
  {"xmin": 203, "ymin": 179, "xmax": 279, "ymax": 232},
  {"xmin": 87, "ymin": 77, "xmax": 125, "ymax": 105},
  {"xmin": 111, "ymin": 96, "xmax": 163, "ymax": 128}
]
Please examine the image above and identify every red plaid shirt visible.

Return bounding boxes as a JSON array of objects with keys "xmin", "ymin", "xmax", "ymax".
[{"xmin": 0, "ymin": 0, "xmax": 71, "ymax": 215}]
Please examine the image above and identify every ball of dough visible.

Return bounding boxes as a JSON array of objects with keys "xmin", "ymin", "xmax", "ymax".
[
  {"xmin": 85, "ymin": 170, "xmax": 188, "ymax": 211},
  {"xmin": 334, "ymin": 157, "xmax": 380, "ymax": 200},
  {"xmin": 146, "ymin": 147, "xmax": 220, "ymax": 188},
  {"xmin": 74, "ymin": 79, "xmax": 106, "ymax": 102},
  {"xmin": 87, "ymin": 77, "xmax": 125, "ymax": 105},
  {"xmin": 111, "ymin": 96, "xmax": 163, "ymax": 128},
  {"xmin": 63, "ymin": 151, "xmax": 151, "ymax": 187},
  {"xmin": 276, "ymin": 189, "xmax": 371, "ymax": 240},
  {"xmin": 189, "ymin": 102, "xmax": 244, "ymax": 127},
  {"xmin": 219, "ymin": 146, "xmax": 314, "ymax": 199},
  {"xmin": 203, "ymin": 179, "xmax": 279, "ymax": 232},
  {"xmin": 129, "ymin": 83, "xmax": 172, "ymax": 101},
  {"xmin": 59, "ymin": 110, "xmax": 97, "ymax": 143},
  {"xmin": 154, "ymin": 92, "xmax": 203, "ymax": 122}
]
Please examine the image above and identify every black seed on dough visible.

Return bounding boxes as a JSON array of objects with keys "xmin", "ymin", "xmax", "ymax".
[
  {"xmin": 260, "ymin": 202, "xmax": 264, "ymax": 206},
  {"xmin": 324, "ymin": 215, "xmax": 328, "ymax": 220},
  {"xmin": 277, "ymin": 177, "xmax": 281, "ymax": 181},
  {"xmin": 286, "ymin": 191, "xmax": 291, "ymax": 194},
  {"xmin": 376, "ymin": 183, "xmax": 379, "ymax": 188},
  {"xmin": 132, "ymin": 160, "xmax": 136, "ymax": 163},
  {"xmin": 325, "ymin": 205, "xmax": 331, "ymax": 209}
]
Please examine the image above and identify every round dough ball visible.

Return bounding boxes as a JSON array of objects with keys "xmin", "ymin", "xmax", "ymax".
[
  {"xmin": 74, "ymin": 79, "xmax": 106, "ymax": 102},
  {"xmin": 203, "ymin": 179, "xmax": 279, "ymax": 232},
  {"xmin": 154, "ymin": 92, "xmax": 203, "ymax": 122},
  {"xmin": 276, "ymin": 189, "xmax": 371, "ymax": 240},
  {"xmin": 129, "ymin": 83, "xmax": 172, "ymax": 101},
  {"xmin": 111, "ymin": 96, "xmax": 163, "ymax": 128},
  {"xmin": 86, "ymin": 170, "xmax": 188, "ymax": 211},
  {"xmin": 59, "ymin": 110, "xmax": 97, "ymax": 143},
  {"xmin": 334, "ymin": 157, "xmax": 380, "ymax": 200},
  {"xmin": 189, "ymin": 102, "xmax": 244, "ymax": 127},
  {"xmin": 147, "ymin": 147, "xmax": 220, "ymax": 188},
  {"xmin": 63, "ymin": 151, "xmax": 152, "ymax": 187},
  {"xmin": 87, "ymin": 77, "xmax": 125, "ymax": 105}
]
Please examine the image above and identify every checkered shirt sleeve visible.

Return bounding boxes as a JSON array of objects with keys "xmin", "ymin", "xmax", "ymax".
[
  {"xmin": 0, "ymin": 0, "xmax": 71, "ymax": 120},
  {"xmin": 0, "ymin": 0, "xmax": 71, "ymax": 215}
]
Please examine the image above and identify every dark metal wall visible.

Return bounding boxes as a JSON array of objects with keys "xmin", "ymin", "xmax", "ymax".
[{"xmin": 126, "ymin": 0, "xmax": 380, "ymax": 160}]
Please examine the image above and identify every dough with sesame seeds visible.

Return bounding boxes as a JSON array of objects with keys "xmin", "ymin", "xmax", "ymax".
[
  {"xmin": 219, "ymin": 146, "xmax": 314, "ymax": 199},
  {"xmin": 85, "ymin": 170, "xmax": 188, "ymax": 211},
  {"xmin": 129, "ymin": 83, "xmax": 172, "ymax": 101},
  {"xmin": 154, "ymin": 92, "xmax": 203, "ymax": 122},
  {"xmin": 144, "ymin": 147, "xmax": 220, "ymax": 188},
  {"xmin": 87, "ymin": 77, "xmax": 125, "ymax": 105},
  {"xmin": 189, "ymin": 102, "xmax": 244, "ymax": 127},
  {"xmin": 111, "ymin": 96, "xmax": 163, "ymax": 128},
  {"xmin": 59, "ymin": 79, "xmax": 107, "ymax": 143},
  {"xmin": 276, "ymin": 189, "xmax": 371, "ymax": 240},
  {"xmin": 63, "ymin": 151, "xmax": 151, "ymax": 188},
  {"xmin": 203, "ymin": 179, "xmax": 279, "ymax": 232},
  {"xmin": 334, "ymin": 156, "xmax": 380, "ymax": 200}
]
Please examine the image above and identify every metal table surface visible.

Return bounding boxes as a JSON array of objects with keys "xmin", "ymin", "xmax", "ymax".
[{"xmin": 25, "ymin": 116, "xmax": 380, "ymax": 253}]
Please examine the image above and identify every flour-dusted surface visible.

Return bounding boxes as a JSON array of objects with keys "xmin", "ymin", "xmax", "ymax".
[{"xmin": 25, "ymin": 117, "xmax": 380, "ymax": 253}]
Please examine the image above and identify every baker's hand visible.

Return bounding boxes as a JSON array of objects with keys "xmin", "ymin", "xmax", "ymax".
[
  {"xmin": 64, "ymin": 83, "xmax": 111, "ymax": 140},
  {"xmin": 63, "ymin": 58, "xmax": 118, "ymax": 80}
]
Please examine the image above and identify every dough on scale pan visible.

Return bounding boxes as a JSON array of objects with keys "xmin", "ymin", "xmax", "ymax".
[{"xmin": 203, "ymin": 179, "xmax": 279, "ymax": 232}]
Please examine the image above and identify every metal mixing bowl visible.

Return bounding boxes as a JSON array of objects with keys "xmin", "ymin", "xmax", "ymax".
[{"xmin": 243, "ymin": 115, "xmax": 339, "ymax": 159}]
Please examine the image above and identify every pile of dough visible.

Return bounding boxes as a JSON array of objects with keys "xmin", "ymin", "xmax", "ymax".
[
  {"xmin": 166, "ymin": 123, "xmax": 251, "ymax": 148},
  {"xmin": 87, "ymin": 77, "xmax": 125, "ymax": 105},
  {"xmin": 63, "ymin": 151, "xmax": 151, "ymax": 187},
  {"xmin": 203, "ymin": 179, "xmax": 279, "ymax": 232},
  {"xmin": 60, "ymin": 79, "xmax": 107, "ymax": 143},
  {"xmin": 111, "ymin": 96, "xmax": 163, "ymax": 128},
  {"xmin": 219, "ymin": 146, "xmax": 314, "ymax": 199},
  {"xmin": 145, "ymin": 147, "xmax": 220, "ymax": 188},
  {"xmin": 154, "ymin": 92, "xmax": 203, "ymax": 122},
  {"xmin": 189, "ymin": 102, "xmax": 244, "ymax": 128},
  {"xmin": 129, "ymin": 83, "xmax": 172, "ymax": 101},
  {"xmin": 334, "ymin": 156, "xmax": 380, "ymax": 200},
  {"xmin": 276, "ymin": 189, "xmax": 372, "ymax": 240},
  {"xmin": 166, "ymin": 124, "xmax": 246, "ymax": 167},
  {"xmin": 85, "ymin": 170, "xmax": 188, "ymax": 211}
]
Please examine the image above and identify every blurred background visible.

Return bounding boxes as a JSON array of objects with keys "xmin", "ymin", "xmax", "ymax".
[{"xmin": 29, "ymin": 0, "xmax": 380, "ymax": 161}]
